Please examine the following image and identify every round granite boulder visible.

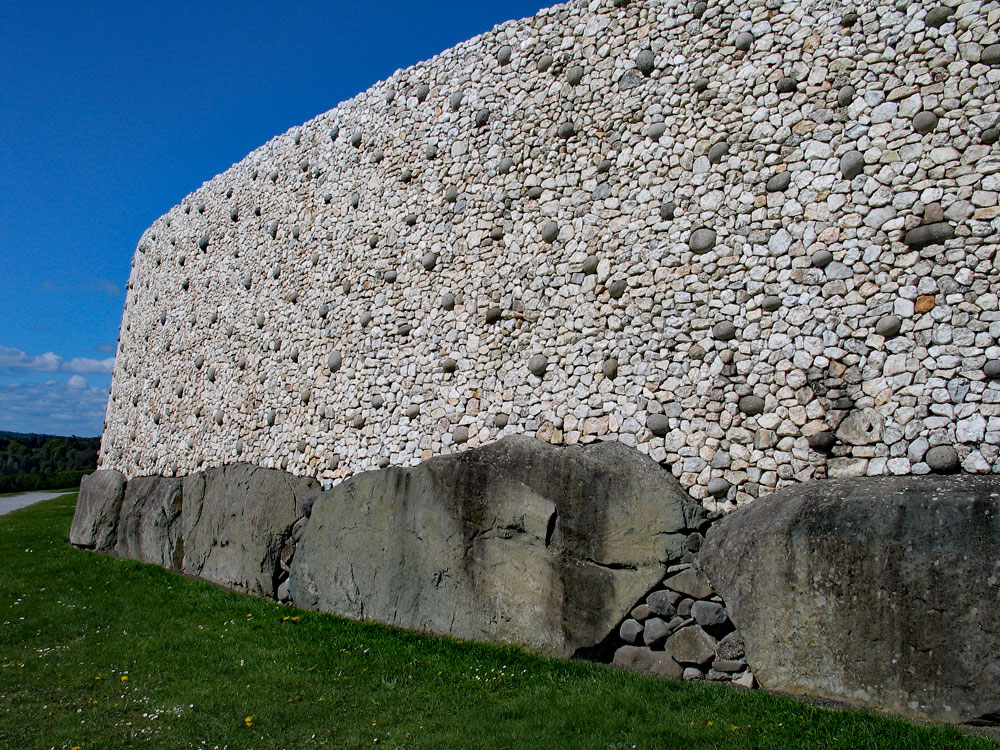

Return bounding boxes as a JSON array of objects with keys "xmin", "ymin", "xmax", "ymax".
[{"xmin": 689, "ymin": 228, "xmax": 717, "ymax": 253}]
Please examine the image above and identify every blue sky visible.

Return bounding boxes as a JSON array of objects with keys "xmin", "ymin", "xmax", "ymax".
[{"xmin": 0, "ymin": 0, "xmax": 548, "ymax": 437}]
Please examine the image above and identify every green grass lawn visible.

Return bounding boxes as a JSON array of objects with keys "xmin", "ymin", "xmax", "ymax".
[{"xmin": 0, "ymin": 495, "xmax": 994, "ymax": 750}]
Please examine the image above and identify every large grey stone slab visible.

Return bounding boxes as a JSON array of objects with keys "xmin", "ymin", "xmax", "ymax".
[
  {"xmin": 182, "ymin": 463, "xmax": 321, "ymax": 597},
  {"xmin": 700, "ymin": 476, "xmax": 1000, "ymax": 724},
  {"xmin": 69, "ymin": 469, "xmax": 126, "ymax": 549},
  {"xmin": 114, "ymin": 476, "xmax": 184, "ymax": 571},
  {"xmin": 290, "ymin": 436, "xmax": 703, "ymax": 657}
]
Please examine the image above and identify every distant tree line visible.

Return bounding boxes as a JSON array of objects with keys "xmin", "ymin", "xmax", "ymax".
[{"xmin": 0, "ymin": 432, "xmax": 99, "ymax": 477}]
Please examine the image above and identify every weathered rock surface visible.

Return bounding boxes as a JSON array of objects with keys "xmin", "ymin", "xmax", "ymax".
[
  {"xmin": 289, "ymin": 436, "xmax": 703, "ymax": 657},
  {"xmin": 181, "ymin": 464, "xmax": 320, "ymax": 596},
  {"xmin": 70, "ymin": 463, "xmax": 320, "ymax": 598},
  {"xmin": 700, "ymin": 476, "xmax": 1000, "ymax": 724},
  {"xmin": 114, "ymin": 477, "xmax": 184, "ymax": 571},
  {"xmin": 69, "ymin": 469, "xmax": 126, "ymax": 549}
]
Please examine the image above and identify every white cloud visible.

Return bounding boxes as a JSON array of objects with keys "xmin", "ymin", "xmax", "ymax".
[
  {"xmin": 0, "ymin": 344, "xmax": 115, "ymax": 375},
  {"xmin": 0, "ymin": 379, "xmax": 109, "ymax": 436}
]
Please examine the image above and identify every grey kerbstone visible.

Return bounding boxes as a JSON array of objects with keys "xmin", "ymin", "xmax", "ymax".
[
  {"xmin": 735, "ymin": 32, "xmax": 754, "ymax": 51},
  {"xmin": 635, "ymin": 50, "xmax": 655, "ymax": 75},
  {"xmin": 668, "ymin": 626, "xmax": 716, "ymax": 666},
  {"xmin": 557, "ymin": 122, "xmax": 576, "ymax": 138},
  {"xmin": 691, "ymin": 601, "xmax": 728, "ymax": 628},
  {"xmin": 647, "ymin": 414, "xmax": 670, "ymax": 436},
  {"xmin": 689, "ymin": 228, "xmax": 717, "ymax": 253},
  {"xmin": 613, "ymin": 645, "xmax": 683, "ymax": 678},
  {"xmin": 422, "ymin": 252, "xmax": 439, "ymax": 271},
  {"xmin": 663, "ymin": 568, "xmax": 714, "ymax": 599},
  {"xmin": 602, "ymin": 358, "xmax": 618, "ymax": 379},
  {"xmin": 925, "ymin": 446, "xmax": 960, "ymax": 473},
  {"xmin": 713, "ymin": 321, "xmax": 737, "ymax": 341},
  {"xmin": 875, "ymin": 315, "xmax": 902, "ymax": 338},
  {"xmin": 180, "ymin": 465, "xmax": 320, "ymax": 597},
  {"xmin": 620, "ymin": 618, "xmax": 644, "ymax": 643},
  {"xmin": 903, "ymin": 222, "xmax": 954, "ymax": 248},
  {"xmin": 766, "ymin": 172, "xmax": 791, "ymax": 192},
  {"xmin": 739, "ymin": 395, "xmax": 765, "ymax": 416},
  {"xmin": 924, "ymin": 6, "xmax": 954, "ymax": 27},
  {"xmin": 290, "ymin": 436, "xmax": 702, "ymax": 658},
  {"xmin": 69, "ymin": 470, "xmax": 127, "ymax": 549},
  {"xmin": 708, "ymin": 142, "xmax": 729, "ymax": 164},
  {"xmin": 913, "ymin": 111, "xmax": 939, "ymax": 134},
  {"xmin": 812, "ymin": 250, "xmax": 833, "ymax": 268},
  {"xmin": 541, "ymin": 221, "xmax": 559, "ymax": 243},
  {"xmin": 566, "ymin": 65, "xmax": 584, "ymax": 85},
  {"xmin": 528, "ymin": 355, "xmax": 549, "ymax": 376},
  {"xmin": 646, "ymin": 590, "xmax": 677, "ymax": 617},
  {"xmin": 840, "ymin": 150, "xmax": 865, "ymax": 179},
  {"xmin": 643, "ymin": 617, "xmax": 670, "ymax": 648},
  {"xmin": 707, "ymin": 477, "xmax": 731, "ymax": 498},
  {"xmin": 701, "ymin": 475, "xmax": 1000, "ymax": 723},
  {"xmin": 761, "ymin": 295, "xmax": 781, "ymax": 312},
  {"xmin": 113, "ymin": 476, "xmax": 184, "ymax": 571}
]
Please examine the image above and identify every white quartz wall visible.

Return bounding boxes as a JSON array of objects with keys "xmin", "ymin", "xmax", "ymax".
[{"xmin": 99, "ymin": 0, "xmax": 1000, "ymax": 512}]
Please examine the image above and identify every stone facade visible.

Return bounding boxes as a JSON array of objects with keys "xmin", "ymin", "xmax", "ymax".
[{"xmin": 99, "ymin": 0, "xmax": 1000, "ymax": 512}]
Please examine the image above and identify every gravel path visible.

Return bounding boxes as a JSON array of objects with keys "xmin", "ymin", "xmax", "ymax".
[{"xmin": 0, "ymin": 491, "xmax": 71, "ymax": 517}]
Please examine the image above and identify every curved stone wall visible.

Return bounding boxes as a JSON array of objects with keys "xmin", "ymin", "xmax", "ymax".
[{"xmin": 100, "ymin": 0, "xmax": 1000, "ymax": 511}]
